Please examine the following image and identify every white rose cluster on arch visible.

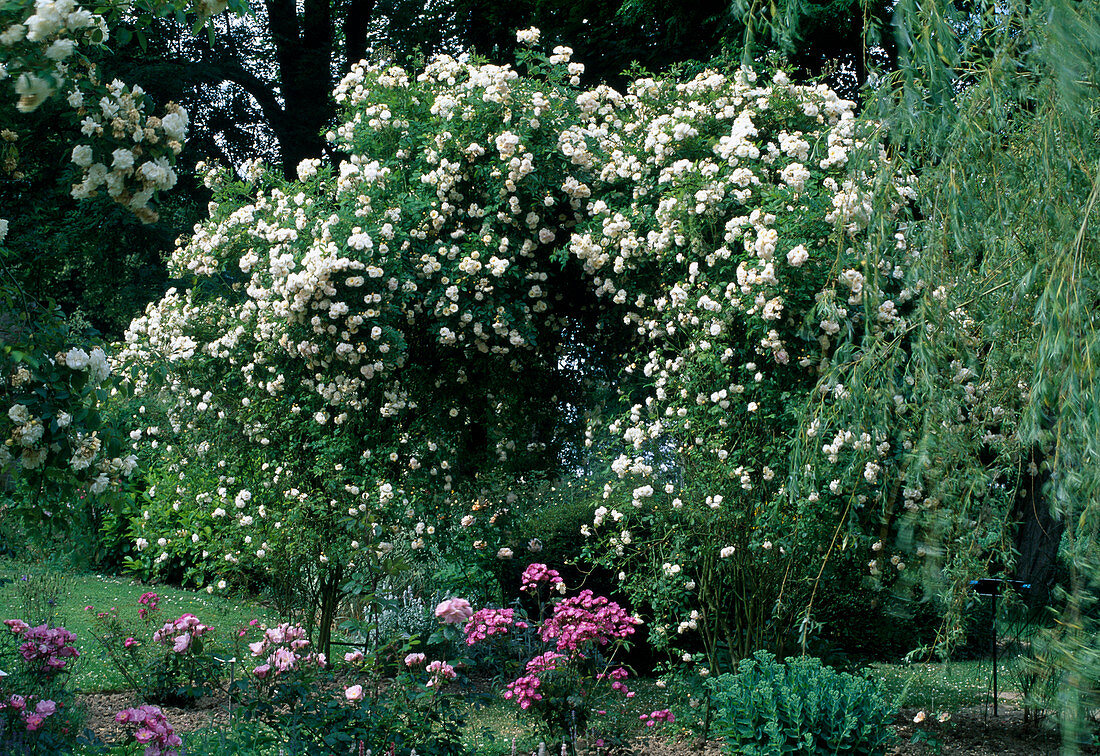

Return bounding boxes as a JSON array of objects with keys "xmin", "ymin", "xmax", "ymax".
[{"xmin": 118, "ymin": 33, "xmax": 917, "ymax": 596}]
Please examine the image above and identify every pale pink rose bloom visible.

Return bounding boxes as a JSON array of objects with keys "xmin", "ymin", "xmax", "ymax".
[
  {"xmin": 172, "ymin": 634, "xmax": 191, "ymax": 653},
  {"xmin": 344, "ymin": 650, "xmax": 364, "ymax": 663},
  {"xmin": 272, "ymin": 647, "xmax": 297, "ymax": 673},
  {"xmin": 344, "ymin": 684, "xmax": 364, "ymax": 701},
  {"xmin": 404, "ymin": 652, "xmax": 426, "ymax": 667},
  {"xmin": 253, "ymin": 664, "xmax": 271, "ymax": 678},
  {"xmin": 434, "ymin": 597, "xmax": 473, "ymax": 624}
]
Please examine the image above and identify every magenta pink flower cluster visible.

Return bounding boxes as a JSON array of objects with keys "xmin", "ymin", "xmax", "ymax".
[
  {"xmin": 0, "ymin": 694, "xmax": 58, "ymax": 731},
  {"xmin": 639, "ymin": 708, "xmax": 675, "ymax": 727},
  {"xmin": 503, "ymin": 651, "xmax": 563, "ymax": 710},
  {"xmin": 539, "ymin": 590, "xmax": 639, "ymax": 651},
  {"xmin": 4, "ymin": 620, "xmax": 79, "ymax": 673},
  {"xmin": 138, "ymin": 592, "xmax": 159, "ymax": 620},
  {"xmin": 597, "ymin": 665, "xmax": 634, "ymax": 697},
  {"xmin": 115, "ymin": 704, "xmax": 182, "ymax": 756},
  {"xmin": 463, "ymin": 607, "xmax": 529, "ymax": 645},
  {"xmin": 466, "ymin": 566, "xmax": 644, "ymax": 720},
  {"xmin": 247, "ymin": 622, "xmax": 326, "ymax": 678},
  {"xmin": 152, "ymin": 613, "xmax": 210, "ymax": 654},
  {"xmin": 520, "ymin": 563, "xmax": 565, "ymax": 594}
]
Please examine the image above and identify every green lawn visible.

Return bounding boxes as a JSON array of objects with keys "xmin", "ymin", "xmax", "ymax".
[
  {"xmin": 0, "ymin": 560, "xmax": 281, "ymax": 692},
  {"xmin": 873, "ymin": 658, "xmax": 1022, "ymax": 711}
]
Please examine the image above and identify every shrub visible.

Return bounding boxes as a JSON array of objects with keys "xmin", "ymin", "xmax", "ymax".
[
  {"xmin": 707, "ymin": 651, "xmax": 894, "ymax": 756},
  {"xmin": 0, "ymin": 618, "xmax": 86, "ymax": 755}
]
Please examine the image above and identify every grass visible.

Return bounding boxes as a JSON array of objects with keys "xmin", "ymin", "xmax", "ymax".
[
  {"xmin": 873, "ymin": 658, "xmax": 1024, "ymax": 712},
  {"xmin": 0, "ymin": 559, "xmax": 282, "ymax": 693}
]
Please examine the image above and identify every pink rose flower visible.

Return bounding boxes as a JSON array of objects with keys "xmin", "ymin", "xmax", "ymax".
[
  {"xmin": 344, "ymin": 684, "xmax": 364, "ymax": 701},
  {"xmin": 344, "ymin": 650, "xmax": 364, "ymax": 663},
  {"xmin": 434, "ymin": 597, "xmax": 473, "ymax": 624},
  {"xmin": 172, "ymin": 633, "xmax": 191, "ymax": 653},
  {"xmin": 404, "ymin": 652, "xmax": 426, "ymax": 667},
  {"xmin": 3, "ymin": 619, "xmax": 28, "ymax": 634}
]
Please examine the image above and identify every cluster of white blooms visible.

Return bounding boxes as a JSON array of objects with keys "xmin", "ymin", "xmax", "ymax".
[
  {"xmin": 0, "ymin": 0, "xmax": 224, "ymax": 222},
  {"xmin": 0, "ymin": 0, "xmax": 107, "ymax": 111},
  {"xmin": 1, "ymin": 346, "xmax": 136, "ymax": 492},
  {"xmin": 69, "ymin": 81, "xmax": 186, "ymax": 221}
]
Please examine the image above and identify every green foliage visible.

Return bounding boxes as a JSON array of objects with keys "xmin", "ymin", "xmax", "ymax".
[
  {"xmin": 707, "ymin": 651, "xmax": 894, "ymax": 756},
  {"xmin": 9, "ymin": 565, "xmax": 68, "ymax": 628},
  {"xmin": 231, "ymin": 632, "xmax": 468, "ymax": 756}
]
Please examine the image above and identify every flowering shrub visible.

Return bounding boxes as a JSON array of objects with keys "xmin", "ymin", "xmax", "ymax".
[
  {"xmin": 1, "ymin": 694, "xmax": 59, "ymax": 732},
  {"xmin": 137, "ymin": 591, "xmax": 159, "ymax": 620},
  {"xmin": 230, "ymin": 622, "xmax": 464, "ymax": 755},
  {"xmin": 246, "ymin": 622, "xmax": 326, "ymax": 679},
  {"xmin": 3, "ymin": 620, "xmax": 78, "ymax": 677},
  {"xmin": 115, "ymin": 704, "xmax": 182, "ymax": 756},
  {"xmin": 84, "ymin": 599, "xmax": 216, "ymax": 706},
  {"xmin": 521, "ymin": 562, "xmax": 565, "ymax": 595},
  {"xmin": 152, "ymin": 612, "xmax": 210, "ymax": 653},
  {"xmin": 464, "ymin": 607, "xmax": 528, "ymax": 645},
  {"xmin": 114, "ymin": 29, "xmax": 915, "ymax": 674},
  {"xmin": 0, "ymin": 619, "xmax": 84, "ymax": 753},
  {"xmin": 146, "ymin": 613, "xmax": 216, "ymax": 704},
  {"xmin": 467, "ymin": 565, "xmax": 643, "ymax": 744}
]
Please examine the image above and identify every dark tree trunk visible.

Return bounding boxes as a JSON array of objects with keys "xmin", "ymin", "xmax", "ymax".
[
  {"xmin": 1011, "ymin": 447, "xmax": 1063, "ymax": 606},
  {"xmin": 343, "ymin": 0, "xmax": 377, "ymax": 68},
  {"xmin": 264, "ymin": 0, "xmax": 336, "ymax": 178}
]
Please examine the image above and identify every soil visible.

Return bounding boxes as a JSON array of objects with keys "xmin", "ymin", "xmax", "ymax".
[{"xmin": 76, "ymin": 692, "xmax": 1078, "ymax": 755}]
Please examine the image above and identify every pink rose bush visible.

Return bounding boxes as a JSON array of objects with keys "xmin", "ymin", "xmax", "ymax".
[
  {"xmin": 247, "ymin": 623, "xmax": 326, "ymax": 679},
  {"xmin": 425, "ymin": 659, "xmax": 457, "ymax": 688},
  {"xmin": 464, "ymin": 607, "xmax": 528, "ymax": 644},
  {"xmin": 520, "ymin": 563, "xmax": 565, "ymax": 595},
  {"xmin": 115, "ymin": 704, "xmax": 182, "ymax": 756},
  {"xmin": 540, "ymin": 590, "xmax": 638, "ymax": 652},
  {"xmin": 138, "ymin": 592, "xmax": 159, "ymax": 621},
  {"xmin": 4, "ymin": 621, "xmax": 79, "ymax": 674},
  {"xmin": 0, "ymin": 694, "xmax": 59, "ymax": 731},
  {"xmin": 152, "ymin": 613, "xmax": 210, "ymax": 654},
  {"xmin": 465, "ymin": 564, "xmax": 646, "ymax": 741}
]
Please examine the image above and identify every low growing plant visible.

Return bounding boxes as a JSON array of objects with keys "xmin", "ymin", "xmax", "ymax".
[
  {"xmin": 706, "ymin": 651, "xmax": 895, "ymax": 756},
  {"xmin": 84, "ymin": 594, "xmax": 219, "ymax": 706}
]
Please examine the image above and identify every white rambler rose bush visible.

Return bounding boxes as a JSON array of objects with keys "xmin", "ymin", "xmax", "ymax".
[
  {"xmin": 117, "ymin": 47, "xmax": 613, "ymax": 608},
  {"xmin": 119, "ymin": 39, "xmax": 918, "ymax": 665}
]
